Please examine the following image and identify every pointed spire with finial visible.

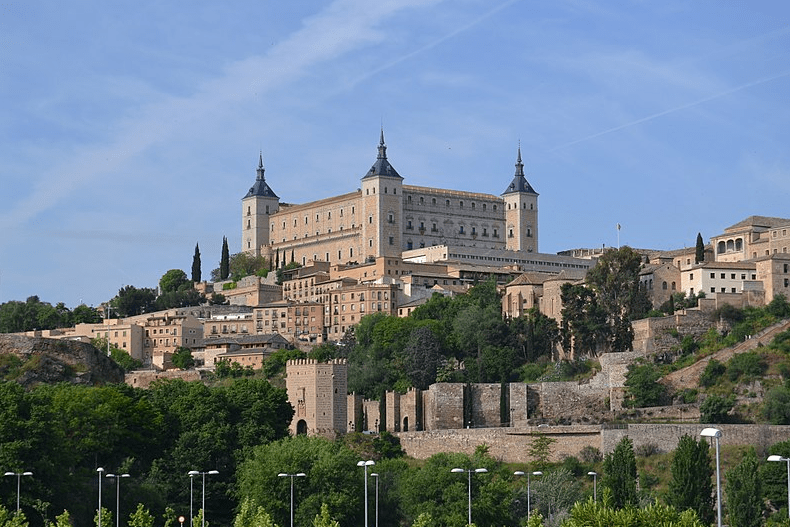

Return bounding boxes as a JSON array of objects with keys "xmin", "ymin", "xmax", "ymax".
[
  {"xmin": 364, "ymin": 128, "xmax": 402, "ymax": 179},
  {"xmin": 502, "ymin": 143, "xmax": 537, "ymax": 195},
  {"xmin": 244, "ymin": 152, "xmax": 279, "ymax": 199}
]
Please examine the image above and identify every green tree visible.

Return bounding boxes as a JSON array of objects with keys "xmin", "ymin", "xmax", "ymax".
[
  {"xmin": 562, "ymin": 497, "xmax": 705, "ymax": 527},
  {"xmin": 725, "ymin": 448, "xmax": 763, "ymax": 527},
  {"xmin": 667, "ymin": 435, "xmax": 714, "ymax": 525},
  {"xmin": 602, "ymin": 436, "xmax": 638, "ymax": 509},
  {"xmin": 233, "ymin": 498, "xmax": 277, "ymax": 527},
  {"xmin": 113, "ymin": 286, "xmax": 156, "ymax": 317},
  {"xmin": 509, "ymin": 308, "xmax": 559, "ymax": 363},
  {"xmin": 227, "ymin": 252, "xmax": 270, "ymax": 281},
  {"xmin": 560, "ymin": 283, "xmax": 609, "ymax": 357},
  {"xmin": 236, "ymin": 435, "xmax": 362, "ymax": 527},
  {"xmin": 584, "ymin": 246, "xmax": 652, "ymax": 353},
  {"xmin": 94, "ymin": 507, "xmax": 112, "ymax": 527},
  {"xmin": 127, "ymin": 503, "xmax": 155, "ymax": 527},
  {"xmin": 764, "ymin": 386, "xmax": 790, "ymax": 424},
  {"xmin": 700, "ymin": 394, "xmax": 735, "ymax": 423},
  {"xmin": 695, "ymin": 233, "xmax": 705, "ymax": 264},
  {"xmin": 527, "ymin": 433, "xmax": 556, "ymax": 470},
  {"xmin": 624, "ymin": 362, "xmax": 666, "ymax": 407},
  {"xmin": 528, "ymin": 467, "xmax": 582, "ymax": 522},
  {"xmin": 192, "ymin": 243, "xmax": 202, "ymax": 283},
  {"xmin": 312, "ymin": 504, "xmax": 340, "ymax": 527},
  {"xmin": 400, "ymin": 326, "xmax": 444, "ymax": 389},
  {"xmin": 220, "ymin": 236, "xmax": 230, "ymax": 280},
  {"xmin": 170, "ymin": 347, "xmax": 195, "ymax": 370},
  {"xmin": 0, "ymin": 506, "xmax": 29, "ymax": 527},
  {"xmin": 762, "ymin": 440, "xmax": 790, "ymax": 516},
  {"xmin": 54, "ymin": 510, "xmax": 73, "ymax": 527},
  {"xmin": 160, "ymin": 269, "xmax": 189, "ymax": 294}
]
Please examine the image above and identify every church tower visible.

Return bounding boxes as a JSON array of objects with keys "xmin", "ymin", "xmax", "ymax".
[
  {"xmin": 360, "ymin": 130, "xmax": 403, "ymax": 259},
  {"xmin": 241, "ymin": 154, "xmax": 280, "ymax": 256},
  {"xmin": 502, "ymin": 146, "xmax": 539, "ymax": 252}
]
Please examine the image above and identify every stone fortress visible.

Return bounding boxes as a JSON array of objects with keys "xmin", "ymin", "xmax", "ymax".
[{"xmin": 18, "ymin": 132, "xmax": 790, "ymax": 459}]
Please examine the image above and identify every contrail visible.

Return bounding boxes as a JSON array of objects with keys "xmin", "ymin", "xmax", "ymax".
[
  {"xmin": 550, "ymin": 68, "xmax": 790, "ymax": 152},
  {"xmin": 344, "ymin": 0, "xmax": 521, "ymax": 89}
]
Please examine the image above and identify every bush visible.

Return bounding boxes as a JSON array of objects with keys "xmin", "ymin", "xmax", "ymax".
[
  {"xmin": 727, "ymin": 351, "xmax": 766, "ymax": 382},
  {"xmin": 700, "ymin": 359, "xmax": 726, "ymax": 388},
  {"xmin": 579, "ymin": 445, "xmax": 603, "ymax": 463},
  {"xmin": 635, "ymin": 442, "xmax": 661, "ymax": 458},
  {"xmin": 764, "ymin": 386, "xmax": 790, "ymax": 425},
  {"xmin": 520, "ymin": 362, "xmax": 547, "ymax": 382},
  {"xmin": 700, "ymin": 394, "xmax": 735, "ymax": 423}
]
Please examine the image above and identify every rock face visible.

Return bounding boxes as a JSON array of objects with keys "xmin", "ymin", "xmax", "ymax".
[{"xmin": 0, "ymin": 334, "xmax": 125, "ymax": 387}]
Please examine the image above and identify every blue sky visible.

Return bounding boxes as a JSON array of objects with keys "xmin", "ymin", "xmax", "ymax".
[{"xmin": 1, "ymin": 1, "xmax": 789, "ymax": 309}]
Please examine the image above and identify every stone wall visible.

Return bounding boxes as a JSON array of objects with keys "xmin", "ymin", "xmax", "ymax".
[
  {"xmin": 397, "ymin": 423, "xmax": 790, "ymax": 462},
  {"xmin": 601, "ymin": 423, "xmax": 790, "ymax": 456},
  {"xmin": 397, "ymin": 425, "xmax": 602, "ymax": 463},
  {"xmin": 423, "ymin": 383, "xmax": 465, "ymax": 430},
  {"xmin": 125, "ymin": 369, "xmax": 201, "ymax": 389},
  {"xmin": 470, "ymin": 384, "xmax": 504, "ymax": 428}
]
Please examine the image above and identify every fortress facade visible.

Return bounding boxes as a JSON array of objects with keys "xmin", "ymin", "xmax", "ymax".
[{"xmin": 242, "ymin": 131, "xmax": 540, "ymax": 267}]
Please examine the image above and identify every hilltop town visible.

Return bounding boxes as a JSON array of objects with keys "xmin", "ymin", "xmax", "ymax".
[{"xmin": 10, "ymin": 134, "xmax": 790, "ymax": 457}]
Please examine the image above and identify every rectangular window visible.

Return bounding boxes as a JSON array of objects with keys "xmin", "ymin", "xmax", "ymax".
[{"xmin": 710, "ymin": 273, "xmax": 715, "ymax": 279}]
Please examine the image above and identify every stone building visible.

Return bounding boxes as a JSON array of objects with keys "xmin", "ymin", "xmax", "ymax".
[
  {"xmin": 286, "ymin": 358, "xmax": 348, "ymax": 438},
  {"xmin": 243, "ymin": 132, "xmax": 545, "ymax": 268},
  {"xmin": 712, "ymin": 216, "xmax": 790, "ymax": 262}
]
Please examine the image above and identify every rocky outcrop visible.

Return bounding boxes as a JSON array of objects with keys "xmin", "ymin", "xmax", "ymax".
[{"xmin": 0, "ymin": 334, "xmax": 125, "ymax": 387}]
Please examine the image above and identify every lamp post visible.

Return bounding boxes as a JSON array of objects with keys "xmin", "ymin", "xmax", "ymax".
[
  {"xmin": 357, "ymin": 460, "xmax": 375, "ymax": 527},
  {"xmin": 3, "ymin": 471, "xmax": 32, "ymax": 513},
  {"xmin": 452, "ymin": 467, "xmax": 488, "ymax": 526},
  {"xmin": 188, "ymin": 471, "xmax": 198, "ymax": 527},
  {"xmin": 97, "ymin": 467, "xmax": 105, "ymax": 527},
  {"xmin": 514, "ymin": 471, "xmax": 541, "ymax": 521},
  {"xmin": 370, "ymin": 473, "xmax": 379, "ymax": 527},
  {"xmin": 188, "ymin": 470, "xmax": 219, "ymax": 527},
  {"xmin": 278, "ymin": 472, "xmax": 306, "ymax": 527},
  {"xmin": 106, "ymin": 473, "xmax": 130, "ymax": 527},
  {"xmin": 768, "ymin": 455, "xmax": 790, "ymax": 519},
  {"xmin": 701, "ymin": 428, "xmax": 722, "ymax": 527},
  {"xmin": 587, "ymin": 471, "xmax": 597, "ymax": 502}
]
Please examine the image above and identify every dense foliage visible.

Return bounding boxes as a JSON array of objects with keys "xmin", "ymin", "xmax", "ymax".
[
  {"xmin": 0, "ymin": 378, "xmax": 292, "ymax": 527},
  {"xmin": 0, "ymin": 297, "xmax": 101, "ymax": 333}
]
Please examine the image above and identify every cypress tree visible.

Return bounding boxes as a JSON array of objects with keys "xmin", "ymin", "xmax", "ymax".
[
  {"xmin": 191, "ymin": 243, "xmax": 201, "ymax": 283},
  {"xmin": 220, "ymin": 236, "xmax": 230, "ymax": 280},
  {"xmin": 667, "ymin": 434, "xmax": 714, "ymax": 525},
  {"xmin": 602, "ymin": 436, "xmax": 638, "ymax": 509},
  {"xmin": 726, "ymin": 448, "xmax": 763, "ymax": 527},
  {"xmin": 695, "ymin": 233, "xmax": 705, "ymax": 263}
]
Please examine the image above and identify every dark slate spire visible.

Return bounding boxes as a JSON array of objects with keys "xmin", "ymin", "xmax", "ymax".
[
  {"xmin": 244, "ymin": 152, "xmax": 279, "ymax": 198},
  {"xmin": 363, "ymin": 129, "xmax": 402, "ymax": 179},
  {"xmin": 502, "ymin": 145, "xmax": 537, "ymax": 195}
]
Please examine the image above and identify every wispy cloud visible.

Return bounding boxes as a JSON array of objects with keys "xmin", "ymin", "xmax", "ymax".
[
  {"xmin": 0, "ymin": 0, "xmax": 444, "ymax": 231},
  {"xmin": 550, "ymin": 69, "xmax": 790, "ymax": 151}
]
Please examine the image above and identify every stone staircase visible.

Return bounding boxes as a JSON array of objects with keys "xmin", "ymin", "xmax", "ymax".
[{"xmin": 661, "ymin": 317, "xmax": 790, "ymax": 392}]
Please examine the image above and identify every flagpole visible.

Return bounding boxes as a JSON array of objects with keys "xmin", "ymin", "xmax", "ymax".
[{"xmin": 616, "ymin": 223, "xmax": 621, "ymax": 249}]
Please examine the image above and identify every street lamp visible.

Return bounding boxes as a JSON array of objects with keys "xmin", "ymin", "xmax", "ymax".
[
  {"xmin": 188, "ymin": 471, "xmax": 198, "ymax": 527},
  {"xmin": 3, "ymin": 471, "xmax": 32, "ymax": 513},
  {"xmin": 357, "ymin": 460, "xmax": 375, "ymax": 527},
  {"xmin": 105, "ymin": 473, "xmax": 130, "ymax": 527},
  {"xmin": 514, "ymin": 471, "xmax": 541, "ymax": 521},
  {"xmin": 97, "ymin": 467, "xmax": 105, "ymax": 527},
  {"xmin": 188, "ymin": 470, "xmax": 219, "ymax": 527},
  {"xmin": 701, "ymin": 427, "xmax": 722, "ymax": 527},
  {"xmin": 768, "ymin": 455, "xmax": 790, "ymax": 519},
  {"xmin": 452, "ymin": 467, "xmax": 488, "ymax": 526},
  {"xmin": 278, "ymin": 472, "xmax": 306, "ymax": 527},
  {"xmin": 370, "ymin": 473, "xmax": 379, "ymax": 527},
  {"xmin": 587, "ymin": 471, "xmax": 597, "ymax": 502}
]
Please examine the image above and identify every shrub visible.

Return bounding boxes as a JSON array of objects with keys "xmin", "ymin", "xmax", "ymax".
[
  {"xmin": 579, "ymin": 445, "xmax": 603, "ymax": 463},
  {"xmin": 700, "ymin": 394, "xmax": 735, "ymax": 423},
  {"xmin": 635, "ymin": 442, "xmax": 661, "ymax": 458},
  {"xmin": 700, "ymin": 359, "xmax": 726, "ymax": 388},
  {"xmin": 727, "ymin": 351, "xmax": 766, "ymax": 382}
]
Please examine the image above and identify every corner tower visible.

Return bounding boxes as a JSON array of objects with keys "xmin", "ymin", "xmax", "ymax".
[
  {"xmin": 242, "ymin": 154, "xmax": 280, "ymax": 256},
  {"xmin": 502, "ymin": 146, "xmax": 538, "ymax": 252},
  {"xmin": 360, "ymin": 130, "xmax": 403, "ymax": 259}
]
